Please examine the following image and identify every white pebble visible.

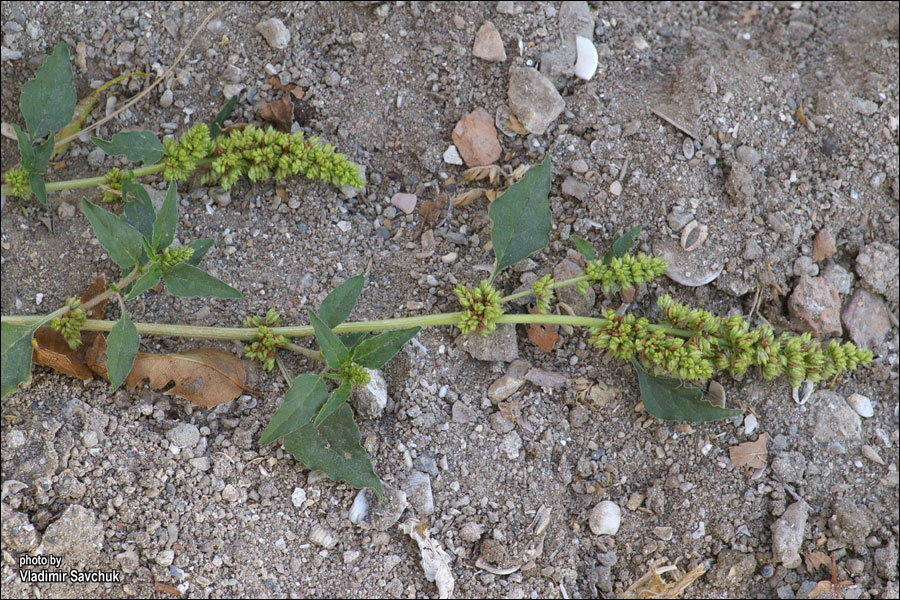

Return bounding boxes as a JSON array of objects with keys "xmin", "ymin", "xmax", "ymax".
[
  {"xmin": 35, "ymin": 293, "xmax": 44, "ymax": 305},
  {"xmin": 589, "ymin": 501, "xmax": 621, "ymax": 536},
  {"xmin": 609, "ymin": 181, "xmax": 622, "ymax": 196},
  {"xmin": 291, "ymin": 487, "xmax": 307, "ymax": 508},
  {"xmin": 349, "ymin": 489, "xmax": 368, "ymax": 524},
  {"xmin": 159, "ymin": 88, "xmax": 173, "ymax": 108},
  {"xmin": 443, "ymin": 145, "xmax": 463, "ymax": 165},
  {"xmin": 573, "ymin": 36, "xmax": 598, "ymax": 81},
  {"xmin": 743, "ymin": 413, "xmax": 758, "ymax": 435},
  {"xmin": 846, "ymin": 393, "xmax": 873, "ymax": 418}
]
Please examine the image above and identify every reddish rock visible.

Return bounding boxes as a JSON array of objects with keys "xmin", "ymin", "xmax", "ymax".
[
  {"xmin": 472, "ymin": 21, "xmax": 506, "ymax": 62},
  {"xmin": 812, "ymin": 229, "xmax": 837, "ymax": 263},
  {"xmin": 451, "ymin": 108, "xmax": 502, "ymax": 167},
  {"xmin": 788, "ymin": 275, "xmax": 842, "ymax": 337},
  {"xmin": 841, "ymin": 289, "xmax": 891, "ymax": 350}
]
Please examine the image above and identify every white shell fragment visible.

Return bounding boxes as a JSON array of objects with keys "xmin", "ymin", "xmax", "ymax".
[
  {"xmin": 589, "ymin": 501, "xmax": 621, "ymax": 536},
  {"xmin": 846, "ymin": 393, "xmax": 874, "ymax": 418},
  {"xmin": 349, "ymin": 489, "xmax": 369, "ymax": 525},
  {"xmin": 309, "ymin": 525, "xmax": 337, "ymax": 549},
  {"xmin": 401, "ymin": 520, "xmax": 455, "ymax": 599},
  {"xmin": 573, "ymin": 36, "xmax": 599, "ymax": 81},
  {"xmin": 680, "ymin": 220, "xmax": 708, "ymax": 252}
]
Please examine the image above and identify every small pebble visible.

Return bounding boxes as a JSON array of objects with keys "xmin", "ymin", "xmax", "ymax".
[
  {"xmin": 159, "ymin": 88, "xmax": 173, "ymax": 108},
  {"xmin": 443, "ymin": 145, "xmax": 463, "ymax": 165},
  {"xmin": 846, "ymin": 393, "xmax": 873, "ymax": 418},
  {"xmin": 291, "ymin": 487, "xmax": 307, "ymax": 508},
  {"xmin": 860, "ymin": 445, "xmax": 885, "ymax": 465},
  {"xmin": 682, "ymin": 137, "xmax": 695, "ymax": 159},
  {"xmin": 609, "ymin": 181, "xmax": 622, "ymax": 196},
  {"xmin": 589, "ymin": 501, "xmax": 621, "ymax": 536},
  {"xmin": 744, "ymin": 413, "xmax": 759, "ymax": 436},
  {"xmin": 390, "ymin": 192, "xmax": 417, "ymax": 215}
]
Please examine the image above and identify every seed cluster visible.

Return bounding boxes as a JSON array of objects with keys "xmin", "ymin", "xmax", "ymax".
[
  {"xmin": 50, "ymin": 297, "xmax": 87, "ymax": 350},
  {"xmin": 243, "ymin": 309, "xmax": 288, "ymax": 371},
  {"xmin": 455, "ymin": 280, "xmax": 505, "ymax": 337}
]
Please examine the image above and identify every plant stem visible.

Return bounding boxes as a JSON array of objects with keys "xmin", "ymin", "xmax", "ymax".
[{"xmin": 499, "ymin": 274, "xmax": 590, "ymax": 304}]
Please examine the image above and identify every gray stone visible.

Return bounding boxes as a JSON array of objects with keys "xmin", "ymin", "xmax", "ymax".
[
  {"xmin": 363, "ymin": 485, "xmax": 409, "ymax": 531},
  {"xmin": 167, "ymin": 422, "xmax": 200, "ymax": 449},
  {"xmin": 726, "ymin": 162, "xmax": 754, "ymax": 205},
  {"xmin": 829, "ymin": 500, "xmax": 875, "ymax": 551},
  {"xmin": 507, "ymin": 67, "xmax": 565, "ymax": 135},
  {"xmin": 735, "ymin": 145, "xmax": 761, "ymax": 168},
  {"xmin": 874, "ymin": 541, "xmax": 898, "ymax": 580},
  {"xmin": 841, "ymin": 289, "xmax": 891, "ymax": 350},
  {"xmin": 351, "ymin": 368, "xmax": 388, "ymax": 419},
  {"xmin": 403, "ymin": 471, "xmax": 434, "ymax": 515},
  {"xmin": 451, "ymin": 401, "xmax": 477, "ymax": 424},
  {"xmin": 813, "ymin": 390, "xmax": 861, "ymax": 441},
  {"xmin": 553, "ymin": 258, "xmax": 595, "ymax": 314},
  {"xmin": 525, "ymin": 367, "xmax": 567, "ymax": 388},
  {"xmin": 0, "ymin": 503, "xmax": 40, "ymax": 553},
  {"xmin": 256, "ymin": 18, "xmax": 290, "ymax": 49},
  {"xmin": 772, "ymin": 451, "xmax": 807, "ymax": 484},
  {"xmin": 786, "ymin": 20, "xmax": 815, "ymax": 41},
  {"xmin": 822, "ymin": 263, "xmax": 852, "ymax": 295},
  {"xmin": 709, "ymin": 550, "xmax": 758, "ymax": 587},
  {"xmin": 42, "ymin": 504, "xmax": 104, "ymax": 566},
  {"xmin": 667, "ymin": 208, "xmax": 694, "ymax": 232},
  {"xmin": 487, "ymin": 359, "xmax": 530, "ymax": 402},
  {"xmin": 856, "ymin": 242, "xmax": 899, "ymax": 305},
  {"xmin": 772, "ymin": 500, "xmax": 808, "ymax": 569},
  {"xmin": 459, "ymin": 522, "xmax": 484, "ymax": 542},
  {"xmin": 472, "ymin": 21, "xmax": 506, "ymax": 62},
  {"xmin": 561, "ymin": 175, "xmax": 590, "ymax": 200},
  {"xmin": 500, "ymin": 430, "xmax": 522, "ymax": 459},
  {"xmin": 788, "ymin": 275, "xmax": 842, "ymax": 337},
  {"xmin": 852, "ymin": 97, "xmax": 879, "ymax": 116},
  {"xmin": 743, "ymin": 239, "xmax": 764, "ymax": 260},
  {"xmin": 456, "ymin": 323, "xmax": 519, "ymax": 362}
]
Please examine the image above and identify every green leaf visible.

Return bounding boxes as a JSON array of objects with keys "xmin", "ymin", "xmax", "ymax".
[
  {"xmin": 604, "ymin": 225, "xmax": 642, "ymax": 263},
  {"xmin": 13, "ymin": 124, "xmax": 35, "ymax": 170},
  {"xmin": 283, "ymin": 404, "xmax": 382, "ymax": 498},
  {"xmin": 340, "ymin": 332, "xmax": 370, "ymax": 349},
  {"xmin": 126, "ymin": 264, "xmax": 162, "ymax": 300},
  {"xmin": 151, "ymin": 181, "xmax": 178, "ymax": 251},
  {"xmin": 161, "ymin": 263, "xmax": 241, "ymax": 299},
  {"xmin": 32, "ymin": 135, "xmax": 55, "ymax": 172},
  {"xmin": 81, "ymin": 198, "xmax": 144, "ymax": 272},
  {"xmin": 121, "ymin": 180, "xmax": 156, "ymax": 239},
  {"xmin": 185, "ymin": 238, "xmax": 215, "ymax": 266},
  {"xmin": 319, "ymin": 274, "xmax": 365, "ymax": 329},
  {"xmin": 20, "ymin": 42, "xmax": 76, "ymax": 141},
  {"xmin": 91, "ymin": 130, "xmax": 165, "ymax": 165},
  {"xmin": 106, "ymin": 311, "xmax": 139, "ymax": 393},
  {"xmin": 314, "ymin": 382, "xmax": 352, "ymax": 427},
  {"xmin": 1, "ymin": 323, "xmax": 39, "ymax": 398},
  {"xmin": 570, "ymin": 234, "xmax": 596, "ymax": 261},
  {"xmin": 351, "ymin": 327, "xmax": 420, "ymax": 369},
  {"xmin": 29, "ymin": 173, "xmax": 47, "ymax": 206},
  {"xmin": 632, "ymin": 359, "xmax": 741, "ymax": 422},
  {"xmin": 309, "ymin": 311, "xmax": 349, "ymax": 370},
  {"xmin": 259, "ymin": 373, "xmax": 329, "ymax": 445},
  {"xmin": 489, "ymin": 154, "xmax": 552, "ymax": 281},
  {"xmin": 209, "ymin": 96, "xmax": 237, "ymax": 139}
]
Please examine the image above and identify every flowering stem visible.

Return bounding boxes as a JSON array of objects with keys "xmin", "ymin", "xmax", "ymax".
[{"xmin": 499, "ymin": 275, "xmax": 589, "ymax": 304}]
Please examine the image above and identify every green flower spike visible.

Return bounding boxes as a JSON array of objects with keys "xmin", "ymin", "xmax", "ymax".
[
  {"xmin": 3, "ymin": 167, "xmax": 30, "ymax": 199},
  {"xmin": 454, "ymin": 279, "xmax": 505, "ymax": 337},
  {"xmin": 50, "ymin": 297, "xmax": 87, "ymax": 350},
  {"xmin": 341, "ymin": 362, "xmax": 371, "ymax": 387},
  {"xmin": 158, "ymin": 246, "xmax": 195, "ymax": 271},
  {"xmin": 242, "ymin": 309, "xmax": 288, "ymax": 371},
  {"xmin": 578, "ymin": 252, "xmax": 667, "ymax": 294},
  {"xmin": 532, "ymin": 274, "xmax": 555, "ymax": 314}
]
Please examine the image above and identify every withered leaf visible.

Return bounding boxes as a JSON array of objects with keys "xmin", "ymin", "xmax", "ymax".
[
  {"xmin": 526, "ymin": 305, "xmax": 560, "ymax": 353},
  {"xmin": 125, "ymin": 348, "xmax": 249, "ymax": 407},
  {"xmin": 259, "ymin": 95, "xmax": 294, "ymax": 132},
  {"xmin": 31, "ymin": 275, "xmax": 107, "ymax": 381},
  {"xmin": 32, "ymin": 329, "xmax": 94, "ymax": 380},
  {"xmin": 805, "ymin": 551, "xmax": 831, "ymax": 574},
  {"xmin": 807, "ymin": 579, "xmax": 853, "ymax": 599},
  {"xmin": 152, "ymin": 582, "xmax": 182, "ymax": 597},
  {"xmin": 87, "ymin": 335, "xmax": 250, "ymax": 407},
  {"xmin": 729, "ymin": 433, "xmax": 768, "ymax": 469}
]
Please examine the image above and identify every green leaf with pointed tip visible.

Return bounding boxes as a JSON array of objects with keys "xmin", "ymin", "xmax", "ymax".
[
  {"xmin": 32, "ymin": 135, "xmax": 55, "ymax": 172},
  {"xmin": 314, "ymin": 382, "xmax": 352, "ymax": 427},
  {"xmin": 259, "ymin": 373, "xmax": 328, "ymax": 445},
  {"xmin": 1, "ymin": 323, "xmax": 39, "ymax": 398},
  {"xmin": 29, "ymin": 173, "xmax": 47, "ymax": 206},
  {"xmin": 13, "ymin": 124, "xmax": 34, "ymax": 170},
  {"xmin": 82, "ymin": 198, "xmax": 144, "ymax": 273},
  {"xmin": 309, "ymin": 311, "xmax": 348, "ymax": 370},
  {"xmin": 126, "ymin": 264, "xmax": 162, "ymax": 300},
  {"xmin": 570, "ymin": 234, "xmax": 595, "ymax": 261},
  {"xmin": 489, "ymin": 154, "xmax": 552, "ymax": 281},
  {"xmin": 151, "ymin": 182, "xmax": 178, "ymax": 251},
  {"xmin": 106, "ymin": 311, "xmax": 139, "ymax": 393},
  {"xmin": 161, "ymin": 263, "xmax": 241, "ymax": 299},
  {"xmin": 632, "ymin": 359, "xmax": 741, "ymax": 422},
  {"xmin": 121, "ymin": 180, "xmax": 156, "ymax": 239},
  {"xmin": 340, "ymin": 332, "xmax": 370, "ymax": 349},
  {"xmin": 604, "ymin": 225, "xmax": 642, "ymax": 263},
  {"xmin": 319, "ymin": 274, "xmax": 365, "ymax": 328},
  {"xmin": 283, "ymin": 403, "xmax": 382, "ymax": 499},
  {"xmin": 209, "ymin": 96, "xmax": 237, "ymax": 139},
  {"xmin": 91, "ymin": 130, "xmax": 165, "ymax": 165},
  {"xmin": 20, "ymin": 42, "xmax": 76, "ymax": 141},
  {"xmin": 351, "ymin": 327, "xmax": 420, "ymax": 369},
  {"xmin": 185, "ymin": 238, "xmax": 214, "ymax": 266}
]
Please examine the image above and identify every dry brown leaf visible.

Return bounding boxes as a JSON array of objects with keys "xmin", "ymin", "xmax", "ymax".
[
  {"xmin": 507, "ymin": 113, "xmax": 530, "ymax": 135},
  {"xmin": 152, "ymin": 582, "xmax": 182, "ymax": 597},
  {"xmin": 526, "ymin": 306, "xmax": 560, "ymax": 353},
  {"xmin": 453, "ymin": 188, "xmax": 485, "ymax": 207},
  {"xmin": 805, "ymin": 551, "xmax": 832, "ymax": 574},
  {"xmin": 461, "ymin": 165, "xmax": 501, "ymax": 186},
  {"xmin": 807, "ymin": 579, "xmax": 854, "ymax": 599},
  {"xmin": 32, "ymin": 329, "xmax": 94, "ymax": 380},
  {"xmin": 125, "ymin": 348, "xmax": 250, "ymax": 407},
  {"xmin": 729, "ymin": 433, "xmax": 768, "ymax": 469},
  {"xmin": 259, "ymin": 95, "xmax": 293, "ymax": 132},
  {"xmin": 87, "ymin": 335, "xmax": 251, "ymax": 406},
  {"xmin": 621, "ymin": 557, "xmax": 708, "ymax": 599},
  {"xmin": 31, "ymin": 275, "xmax": 107, "ymax": 381}
]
